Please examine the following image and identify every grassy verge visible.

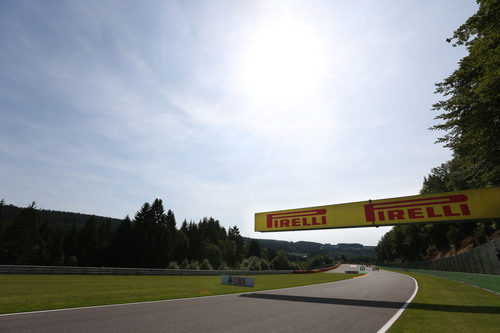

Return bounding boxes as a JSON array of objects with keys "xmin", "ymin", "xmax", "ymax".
[
  {"xmin": 387, "ymin": 268, "xmax": 500, "ymax": 293},
  {"xmin": 0, "ymin": 272, "xmax": 356, "ymax": 314},
  {"xmin": 385, "ymin": 269, "xmax": 500, "ymax": 333}
]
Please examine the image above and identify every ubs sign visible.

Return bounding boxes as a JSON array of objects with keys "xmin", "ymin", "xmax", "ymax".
[{"xmin": 221, "ymin": 275, "xmax": 254, "ymax": 287}]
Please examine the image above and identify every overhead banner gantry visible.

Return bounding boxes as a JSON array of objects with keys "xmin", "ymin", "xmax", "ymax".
[{"xmin": 255, "ymin": 187, "xmax": 500, "ymax": 232}]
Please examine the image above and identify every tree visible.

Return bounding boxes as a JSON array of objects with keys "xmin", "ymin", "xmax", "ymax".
[
  {"xmin": 203, "ymin": 242, "xmax": 223, "ymax": 269},
  {"xmin": 3, "ymin": 202, "xmax": 42, "ymax": 264},
  {"xmin": 165, "ymin": 209, "xmax": 177, "ymax": 263},
  {"xmin": 0, "ymin": 199, "xmax": 5, "ymax": 262},
  {"xmin": 173, "ymin": 229, "xmax": 189, "ymax": 263},
  {"xmin": 431, "ymin": 0, "xmax": 500, "ymax": 187},
  {"xmin": 226, "ymin": 226, "xmax": 244, "ymax": 266},
  {"xmin": 95, "ymin": 219, "xmax": 112, "ymax": 266},
  {"xmin": 271, "ymin": 251, "xmax": 291, "ymax": 270},
  {"xmin": 240, "ymin": 256, "xmax": 267, "ymax": 270},
  {"xmin": 63, "ymin": 223, "xmax": 79, "ymax": 265},
  {"xmin": 77, "ymin": 217, "xmax": 98, "ymax": 266},
  {"xmin": 308, "ymin": 254, "xmax": 334, "ymax": 269},
  {"xmin": 200, "ymin": 259, "xmax": 213, "ymax": 270},
  {"xmin": 168, "ymin": 261, "xmax": 179, "ymax": 269},
  {"xmin": 110, "ymin": 216, "xmax": 133, "ymax": 267},
  {"xmin": 247, "ymin": 239, "xmax": 261, "ymax": 258}
]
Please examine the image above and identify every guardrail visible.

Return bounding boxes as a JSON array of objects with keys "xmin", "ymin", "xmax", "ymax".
[
  {"xmin": 382, "ymin": 238, "xmax": 500, "ymax": 275},
  {"xmin": 0, "ymin": 265, "xmax": 294, "ymax": 276}
]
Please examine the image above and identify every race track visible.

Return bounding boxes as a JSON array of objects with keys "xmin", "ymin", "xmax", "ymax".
[{"xmin": 0, "ymin": 266, "xmax": 416, "ymax": 333}]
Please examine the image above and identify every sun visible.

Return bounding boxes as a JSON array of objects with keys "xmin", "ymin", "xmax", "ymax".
[{"xmin": 238, "ymin": 19, "xmax": 327, "ymax": 106}]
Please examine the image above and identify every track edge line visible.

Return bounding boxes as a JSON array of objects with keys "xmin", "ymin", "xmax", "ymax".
[{"xmin": 376, "ymin": 274, "xmax": 419, "ymax": 333}]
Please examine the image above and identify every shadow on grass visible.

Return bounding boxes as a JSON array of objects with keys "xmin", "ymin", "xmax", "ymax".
[{"xmin": 240, "ymin": 293, "xmax": 500, "ymax": 314}]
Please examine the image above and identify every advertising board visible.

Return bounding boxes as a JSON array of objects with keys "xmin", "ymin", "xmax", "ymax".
[
  {"xmin": 255, "ymin": 187, "xmax": 500, "ymax": 232},
  {"xmin": 221, "ymin": 275, "xmax": 254, "ymax": 287}
]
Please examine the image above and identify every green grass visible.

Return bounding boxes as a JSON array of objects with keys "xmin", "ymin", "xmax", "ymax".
[
  {"xmin": 386, "ymin": 270, "xmax": 500, "ymax": 333},
  {"xmin": 0, "ymin": 272, "xmax": 356, "ymax": 314},
  {"xmin": 387, "ymin": 268, "xmax": 500, "ymax": 293}
]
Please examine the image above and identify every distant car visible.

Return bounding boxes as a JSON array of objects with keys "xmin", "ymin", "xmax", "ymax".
[{"xmin": 372, "ymin": 267, "xmax": 379, "ymax": 271}]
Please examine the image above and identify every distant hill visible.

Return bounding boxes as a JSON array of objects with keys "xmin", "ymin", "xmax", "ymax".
[
  {"xmin": 243, "ymin": 237, "xmax": 375, "ymax": 259},
  {"xmin": 1, "ymin": 204, "xmax": 123, "ymax": 229}
]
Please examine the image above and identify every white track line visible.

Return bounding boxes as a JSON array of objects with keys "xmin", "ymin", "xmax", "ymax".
[{"xmin": 377, "ymin": 275, "xmax": 419, "ymax": 333}]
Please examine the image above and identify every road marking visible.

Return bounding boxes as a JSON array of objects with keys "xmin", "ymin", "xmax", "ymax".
[{"xmin": 376, "ymin": 274, "xmax": 419, "ymax": 333}]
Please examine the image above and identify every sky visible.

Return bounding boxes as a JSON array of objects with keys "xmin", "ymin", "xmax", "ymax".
[{"xmin": 0, "ymin": 1, "xmax": 477, "ymax": 246}]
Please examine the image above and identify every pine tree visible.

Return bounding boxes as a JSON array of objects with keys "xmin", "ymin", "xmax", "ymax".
[
  {"xmin": 248, "ymin": 239, "xmax": 261, "ymax": 258},
  {"xmin": 3, "ymin": 202, "xmax": 42, "ymax": 264}
]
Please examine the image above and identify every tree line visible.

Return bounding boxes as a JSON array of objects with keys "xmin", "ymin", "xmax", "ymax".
[
  {"xmin": 375, "ymin": 0, "xmax": 500, "ymax": 264},
  {"xmin": 0, "ymin": 198, "xmax": 345, "ymax": 270}
]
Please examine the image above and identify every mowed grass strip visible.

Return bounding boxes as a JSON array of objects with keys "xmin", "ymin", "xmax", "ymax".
[
  {"xmin": 0, "ymin": 272, "xmax": 356, "ymax": 314},
  {"xmin": 386, "ymin": 270, "xmax": 500, "ymax": 333}
]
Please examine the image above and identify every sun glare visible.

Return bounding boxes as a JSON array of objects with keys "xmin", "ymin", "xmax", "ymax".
[{"xmin": 239, "ymin": 19, "xmax": 327, "ymax": 106}]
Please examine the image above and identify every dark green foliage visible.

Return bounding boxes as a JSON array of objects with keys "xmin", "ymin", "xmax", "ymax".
[
  {"xmin": 0, "ymin": 199, "xmax": 254, "ymax": 269},
  {"xmin": 180, "ymin": 259, "xmax": 189, "ymax": 269},
  {"xmin": 270, "ymin": 251, "xmax": 292, "ymax": 270},
  {"xmin": 431, "ymin": 0, "xmax": 500, "ymax": 187},
  {"xmin": 224, "ymin": 226, "xmax": 244, "ymax": 266},
  {"xmin": 63, "ymin": 223, "xmax": 79, "ymax": 265},
  {"xmin": 186, "ymin": 260, "xmax": 200, "ymax": 270},
  {"xmin": 472, "ymin": 221, "xmax": 494, "ymax": 245},
  {"xmin": 247, "ymin": 239, "xmax": 261, "ymax": 258},
  {"xmin": 167, "ymin": 261, "xmax": 179, "ymax": 269},
  {"xmin": 420, "ymin": 161, "xmax": 469, "ymax": 194},
  {"xmin": 240, "ymin": 256, "xmax": 269, "ymax": 270},
  {"xmin": 0, "ymin": 200, "xmax": 6, "ymax": 262},
  {"xmin": 200, "ymin": 259, "xmax": 213, "ymax": 270},
  {"xmin": 203, "ymin": 243, "xmax": 222, "ymax": 269},
  {"xmin": 446, "ymin": 225, "xmax": 463, "ymax": 250},
  {"xmin": 307, "ymin": 254, "xmax": 334, "ymax": 269},
  {"xmin": 173, "ymin": 229, "xmax": 189, "ymax": 263},
  {"xmin": 3, "ymin": 202, "xmax": 43, "ymax": 265}
]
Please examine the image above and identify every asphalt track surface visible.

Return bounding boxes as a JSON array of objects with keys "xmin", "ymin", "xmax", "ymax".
[{"xmin": 0, "ymin": 265, "xmax": 416, "ymax": 333}]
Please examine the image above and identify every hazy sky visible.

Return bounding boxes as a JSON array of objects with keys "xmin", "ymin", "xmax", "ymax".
[{"xmin": 0, "ymin": 1, "xmax": 477, "ymax": 245}]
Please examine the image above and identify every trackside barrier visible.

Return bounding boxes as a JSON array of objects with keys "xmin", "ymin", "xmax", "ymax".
[
  {"xmin": 382, "ymin": 238, "xmax": 500, "ymax": 275},
  {"xmin": 293, "ymin": 263, "xmax": 341, "ymax": 274},
  {"xmin": 0, "ymin": 265, "xmax": 293, "ymax": 276}
]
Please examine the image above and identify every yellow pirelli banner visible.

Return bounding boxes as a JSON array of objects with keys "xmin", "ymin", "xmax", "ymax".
[{"xmin": 255, "ymin": 187, "xmax": 500, "ymax": 232}]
